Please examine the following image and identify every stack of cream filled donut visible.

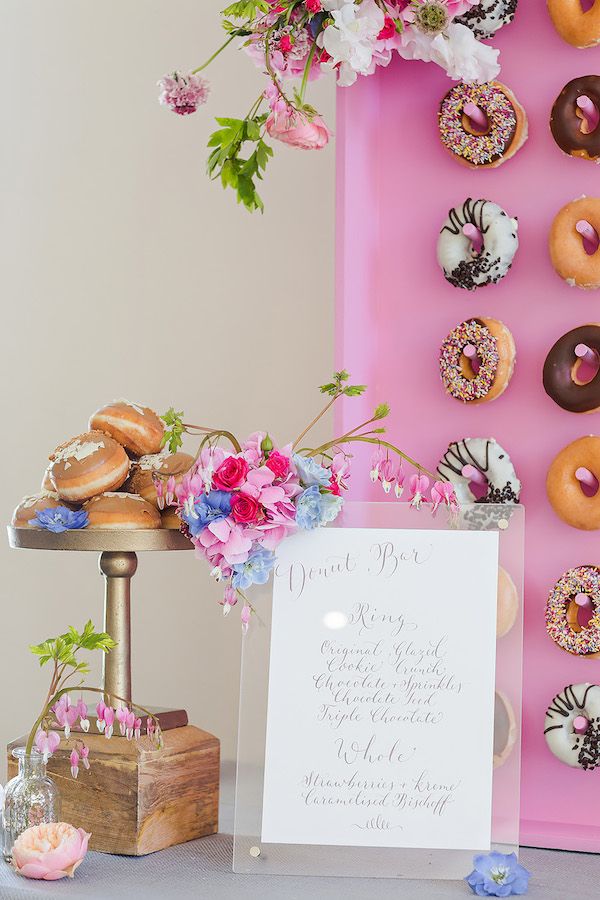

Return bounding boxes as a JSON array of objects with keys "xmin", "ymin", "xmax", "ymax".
[{"xmin": 12, "ymin": 400, "xmax": 191, "ymax": 531}]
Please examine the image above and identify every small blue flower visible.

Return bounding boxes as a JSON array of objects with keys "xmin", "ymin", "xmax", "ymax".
[
  {"xmin": 181, "ymin": 490, "xmax": 232, "ymax": 537},
  {"xmin": 295, "ymin": 485, "xmax": 343, "ymax": 530},
  {"xmin": 232, "ymin": 548, "xmax": 276, "ymax": 590},
  {"xmin": 31, "ymin": 506, "xmax": 89, "ymax": 533},
  {"xmin": 293, "ymin": 454, "xmax": 331, "ymax": 488},
  {"xmin": 466, "ymin": 852, "xmax": 531, "ymax": 897}
]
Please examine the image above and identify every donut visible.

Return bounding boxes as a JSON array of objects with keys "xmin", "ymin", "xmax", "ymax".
[
  {"xmin": 11, "ymin": 492, "xmax": 66, "ymax": 527},
  {"xmin": 455, "ymin": 0, "xmax": 518, "ymax": 39},
  {"xmin": 88, "ymin": 400, "xmax": 164, "ymax": 456},
  {"xmin": 48, "ymin": 432, "xmax": 130, "ymax": 503},
  {"xmin": 543, "ymin": 325, "xmax": 600, "ymax": 412},
  {"xmin": 438, "ymin": 82, "xmax": 528, "ymax": 169},
  {"xmin": 546, "ymin": 566, "xmax": 600, "ymax": 657},
  {"xmin": 497, "ymin": 566, "xmax": 519, "ymax": 638},
  {"xmin": 547, "ymin": 2, "xmax": 600, "ymax": 49},
  {"xmin": 439, "ymin": 318, "xmax": 515, "ymax": 404},
  {"xmin": 546, "ymin": 436, "xmax": 600, "ymax": 529},
  {"xmin": 127, "ymin": 451, "xmax": 195, "ymax": 507},
  {"xmin": 161, "ymin": 507, "xmax": 182, "ymax": 530},
  {"xmin": 494, "ymin": 690, "xmax": 517, "ymax": 768},
  {"xmin": 437, "ymin": 438, "xmax": 521, "ymax": 505},
  {"xmin": 84, "ymin": 492, "xmax": 161, "ymax": 530},
  {"xmin": 544, "ymin": 684, "xmax": 600, "ymax": 770},
  {"xmin": 437, "ymin": 199, "xmax": 519, "ymax": 291},
  {"xmin": 551, "ymin": 79, "xmax": 600, "ymax": 161},
  {"xmin": 549, "ymin": 197, "xmax": 600, "ymax": 289}
]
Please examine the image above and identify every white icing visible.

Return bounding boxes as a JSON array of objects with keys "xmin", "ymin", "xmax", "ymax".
[
  {"xmin": 135, "ymin": 449, "xmax": 171, "ymax": 471},
  {"xmin": 456, "ymin": 0, "xmax": 517, "ymax": 39},
  {"xmin": 53, "ymin": 438, "xmax": 105, "ymax": 465},
  {"xmin": 545, "ymin": 684, "xmax": 600, "ymax": 769},
  {"xmin": 89, "ymin": 492, "xmax": 146, "ymax": 502},
  {"xmin": 114, "ymin": 398, "xmax": 147, "ymax": 416},
  {"xmin": 20, "ymin": 491, "xmax": 59, "ymax": 507},
  {"xmin": 437, "ymin": 437, "xmax": 521, "ymax": 505},
  {"xmin": 437, "ymin": 200, "xmax": 519, "ymax": 291}
]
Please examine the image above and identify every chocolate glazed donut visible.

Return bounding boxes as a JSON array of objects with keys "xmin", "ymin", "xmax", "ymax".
[
  {"xmin": 543, "ymin": 325, "xmax": 600, "ymax": 413},
  {"xmin": 550, "ymin": 77, "xmax": 600, "ymax": 161}
]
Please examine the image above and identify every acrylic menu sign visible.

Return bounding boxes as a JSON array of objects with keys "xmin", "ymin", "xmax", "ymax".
[{"xmin": 261, "ymin": 527, "xmax": 499, "ymax": 851}]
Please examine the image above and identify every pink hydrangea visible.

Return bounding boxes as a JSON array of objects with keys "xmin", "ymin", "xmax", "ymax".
[{"xmin": 158, "ymin": 71, "xmax": 210, "ymax": 115}]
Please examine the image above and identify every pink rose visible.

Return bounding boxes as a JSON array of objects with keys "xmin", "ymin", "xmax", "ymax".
[
  {"xmin": 12, "ymin": 822, "xmax": 90, "ymax": 880},
  {"xmin": 305, "ymin": 0, "xmax": 322, "ymax": 11},
  {"xmin": 378, "ymin": 16, "xmax": 397, "ymax": 40},
  {"xmin": 213, "ymin": 456, "xmax": 249, "ymax": 491},
  {"xmin": 266, "ymin": 112, "xmax": 330, "ymax": 150},
  {"xmin": 231, "ymin": 494, "xmax": 261, "ymax": 525},
  {"xmin": 265, "ymin": 450, "xmax": 290, "ymax": 479}
]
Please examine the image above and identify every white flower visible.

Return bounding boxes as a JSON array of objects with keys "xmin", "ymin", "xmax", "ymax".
[
  {"xmin": 320, "ymin": 0, "xmax": 385, "ymax": 86},
  {"xmin": 398, "ymin": 22, "xmax": 500, "ymax": 84}
]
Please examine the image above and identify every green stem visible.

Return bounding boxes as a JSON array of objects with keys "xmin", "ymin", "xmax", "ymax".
[
  {"xmin": 292, "ymin": 392, "xmax": 342, "ymax": 451},
  {"xmin": 307, "ymin": 435, "xmax": 437, "ymax": 480},
  {"xmin": 192, "ymin": 34, "xmax": 236, "ymax": 73},
  {"xmin": 299, "ymin": 41, "xmax": 317, "ymax": 105}
]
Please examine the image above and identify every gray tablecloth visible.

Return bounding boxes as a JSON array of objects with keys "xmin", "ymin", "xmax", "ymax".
[{"xmin": 0, "ymin": 764, "xmax": 597, "ymax": 899}]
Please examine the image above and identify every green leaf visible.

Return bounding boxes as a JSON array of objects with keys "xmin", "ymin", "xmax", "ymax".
[
  {"xmin": 373, "ymin": 403, "xmax": 390, "ymax": 420},
  {"xmin": 343, "ymin": 385, "xmax": 367, "ymax": 397},
  {"xmin": 221, "ymin": 0, "xmax": 269, "ymax": 20}
]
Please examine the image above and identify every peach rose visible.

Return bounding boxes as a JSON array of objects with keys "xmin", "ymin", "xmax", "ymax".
[
  {"xmin": 12, "ymin": 822, "xmax": 90, "ymax": 880},
  {"xmin": 266, "ymin": 112, "xmax": 330, "ymax": 150}
]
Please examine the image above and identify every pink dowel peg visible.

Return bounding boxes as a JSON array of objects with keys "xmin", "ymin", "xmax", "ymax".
[
  {"xmin": 573, "ymin": 715, "xmax": 589, "ymax": 735},
  {"xmin": 576, "ymin": 467, "xmax": 598, "ymax": 489},
  {"xmin": 577, "ymin": 95, "xmax": 600, "ymax": 133},
  {"xmin": 576, "ymin": 220, "xmax": 599, "ymax": 255},
  {"xmin": 575, "ymin": 593, "xmax": 593, "ymax": 609},
  {"xmin": 463, "ymin": 342, "xmax": 481, "ymax": 374},
  {"xmin": 575, "ymin": 343, "xmax": 598, "ymax": 368},
  {"xmin": 462, "ymin": 223, "xmax": 484, "ymax": 255},
  {"xmin": 463, "ymin": 101, "xmax": 488, "ymax": 132},
  {"xmin": 461, "ymin": 464, "xmax": 487, "ymax": 485}
]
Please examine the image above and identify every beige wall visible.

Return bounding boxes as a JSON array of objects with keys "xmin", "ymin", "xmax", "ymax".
[{"xmin": 0, "ymin": 1, "xmax": 334, "ymax": 770}]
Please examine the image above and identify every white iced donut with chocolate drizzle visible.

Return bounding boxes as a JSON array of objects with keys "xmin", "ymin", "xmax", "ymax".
[
  {"xmin": 437, "ymin": 199, "xmax": 519, "ymax": 291},
  {"xmin": 544, "ymin": 683, "xmax": 600, "ymax": 770},
  {"xmin": 436, "ymin": 438, "xmax": 521, "ymax": 505},
  {"xmin": 455, "ymin": 0, "xmax": 519, "ymax": 39}
]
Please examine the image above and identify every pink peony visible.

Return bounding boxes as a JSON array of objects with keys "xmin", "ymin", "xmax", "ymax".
[
  {"xmin": 265, "ymin": 450, "xmax": 290, "ymax": 479},
  {"xmin": 213, "ymin": 456, "xmax": 249, "ymax": 491},
  {"xmin": 158, "ymin": 71, "xmax": 209, "ymax": 115},
  {"xmin": 12, "ymin": 822, "xmax": 90, "ymax": 880},
  {"xmin": 230, "ymin": 494, "xmax": 262, "ymax": 524},
  {"xmin": 196, "ymin": 520, "xmax": 255, "ymax": 566},
  {"xmin": 266, "ymin": 112, "xmax": 330, "ymax": 150}
]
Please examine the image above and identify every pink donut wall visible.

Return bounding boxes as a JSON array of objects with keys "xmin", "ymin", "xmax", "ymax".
[{"xmin": 335, "ymin": 1, "xmax": 600, "ymax": 851}]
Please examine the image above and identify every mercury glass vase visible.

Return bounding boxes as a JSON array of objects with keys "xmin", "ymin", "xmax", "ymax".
[{"xmin": 2, "ymin": 748, "xmax": 61, "ymax": 861}]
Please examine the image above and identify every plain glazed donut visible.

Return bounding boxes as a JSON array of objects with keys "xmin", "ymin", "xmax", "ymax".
[
  {"xmin": 439, "ymin": 318, "xmax": 515, "ymax": 404},
  {"xmin": 547, "ymin": 1, "xmax": 600, "ymax": 48},
  {"xmin": 543, "ymin": 325, "xmax": 600, "ymax": 413},
  {"xmin": 49, "ymin": 431, "xmax": 130, "ymax": 502},
  {"xmin": 11, "ymin": 492, "xmax": 66, "ymax": 527},
  {"xmin": 497, "ymin": 566, "xmax": 519, "ymax": 638},
  {"xmin": 549, "ymin": 197, "xmax": 600, "ymax": 289},
  {"xmin": 437, "ymin": 438, "xmax": 521, "ymax": 505},
  {"xmin": 89, "ymin": 399, "xmax": 164, "ymax": 456},
  {"xmin": 456, "ymin": 0, "xmax": 518, "ymax": 39},
  {"xmin": 544, "ymin": 683, "xmax": 600, "ymax": 770},
  {"xmin": 438, "ymin": 81, "xmax": 528, "ymax": 169},
  {"xmin": 550, "ymin": 78, "xmax": 600, "ymax": 161},
  {"xmin": 127, "ymin": 451, "xmax": 195, "ymax": 507},
  {"xmin": 494, "ymin": 690, "xmax": 517, "ymax": 768},
  {"xmin": 546, "ymin": 566, "xmax": 600, "ymax": 657},
  {"xmin": 547, "ymin": 436, "xmax": 600, "ymax": 529},
  {"xmin": 84, "ymin": 492, "xmax": 161, "ymax": 530},
  {"xmin": 437, "ymin": 199, "xmax": 519, "ymax": 291}
]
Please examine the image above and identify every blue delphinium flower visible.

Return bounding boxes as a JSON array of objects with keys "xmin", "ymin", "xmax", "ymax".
[
  {"xmin": 466, "ymin": 852, "xmax": 531, "ymax": 897},
  {"xmin": 181, "ymin": 490, "xmax": 232, "ymax": 538},
  {"xmin": 293, "ymin": 454, "xmax": 331, "ymax": 488},
  {"xmin": 31, "ymin": 506, "xmax": 89, "ymax": 533},
  {"xmin": 296, "ymin": 485, "xmax": 343, "ymax": 530},
  {"xmin": 232, "ymin": 548, "xmax": 276, "ymax": 590}
]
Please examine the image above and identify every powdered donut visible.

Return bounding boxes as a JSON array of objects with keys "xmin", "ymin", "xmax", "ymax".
[
  {"xmin": 49, "ymin": 432, "xmax": 130, "ymax": 503},
  {"xmin": 84, "ymin": 492, "xmax": 161, "ymax": 530},
  {"xmin": 437, "ymin": 438, "xmax": 521, "ymax": 505},
  {"xmin": 546, "ymin": 436, "xmax": 600, "ymax": 529},
  {"xmin": 547, "ymin": 1, "xmax": 600, "ymax": 48},
  {"xmin": 439, "ymin": 318, "xmax": 515, "ymax": 403},
  {"xmin": 437, "ymin": 199, "xmax": 519, "ymax": 291},
  {"xmin": 497, "ymin": 566, "xmax": 519, "ymax": 638},
  {"xmin": 127, "ymin": 451, "xmax": 195, "ymax": 507},
  {"xmin": 11, "ymin": 492, "xmax": 66, "ymax": 527},
  {"xmin": 544, "ymin": 683, "xmax": 600, "ymax": 770},
  {"xmin": 543, "ymin": 324, "xmax": 600, "ymax": 413},
  {"xmin": 438, "ymin": 82, "xmax": 528, "ymax": 169},
  {"xmin": 546, "ymin": 566, "xmax": 600, "ymax": 657},
  {"xmin": 89, "ymin": 400, "xmax": 164, "ymax": 456},
  {"xmin": 549, "ymin": 197, "xmax": 600, "ymax": 289},
  {"xmin": 456, "ymin": 0, "xmax": 518, "ymax": 39},
  {"xmin": 494, "ymin": 689, "xmax": 517, "ymax": 768}
]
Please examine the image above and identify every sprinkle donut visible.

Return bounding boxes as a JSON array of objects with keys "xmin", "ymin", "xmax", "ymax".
[
  {"xmin": 437, "ymin": 438, "xmax": 521, "ymax": 505},
  {"xmin": 543, "ymin": 324, "xmax": 600, "ymax": 413},
  {"xmin": 547, "ymin": 436, "xmax": 600, "ymax": 529},
  {"xmin": 438, "ymin": 82, "xmax": 528, "ymax": 169},
  {"xmin": 456, "ymin": 0, "xmax": 519, "ymax": 39},
  {"xmin": 549, "ymin": 197, "xmax": 600, "ymax": 289},
  {"xmin": 550, "ymin": 78, "xmax": 600, "ymax": 162},
  {"xmin": 546, "ymin": 566, "xmax": 600, "ymax": 657},
  {"xmin": 439, "ymin": 318, "xmax": 515, "ymax": 404},
  {"xmin": 544, "ymin": 684, "xmax": 600, "ymax": 770},
  {"xmin": 437, "ymin": 199, "xmax": 519, "ymax": 290},
  {"xmin": 547, "ymin": 1, "xmax": 600, "ymax": 48}
]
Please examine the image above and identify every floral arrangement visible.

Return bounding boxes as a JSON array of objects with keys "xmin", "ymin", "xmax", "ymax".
[
  {"xmin": 466, "ymin": 851, "xmax": 531, "ymax": 897},
  {"xmin": 154, "ymin": 371, "xmax": 458, "ymax": 629},
  {"xmin": 158, "ymin": 0, "xmax": 501, "ymax": 211},
  {"xmin": 11, "ymin": 823, "xmax": 90, "ymax": 881}
]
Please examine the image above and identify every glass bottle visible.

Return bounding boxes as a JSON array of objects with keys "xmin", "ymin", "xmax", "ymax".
[{"xmin": 2, "ymin": 748, "xmax": 60, "ymax": 861}]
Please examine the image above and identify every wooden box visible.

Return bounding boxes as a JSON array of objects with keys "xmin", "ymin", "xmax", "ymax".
[{"xmin": 7, "ymin": 725, "xmax": 219, "ymax": 855}]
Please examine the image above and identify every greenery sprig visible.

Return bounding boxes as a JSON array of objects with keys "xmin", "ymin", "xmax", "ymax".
[{"xmin": 207, "ymin": 114, "xmax": 273, "ymax": 213}]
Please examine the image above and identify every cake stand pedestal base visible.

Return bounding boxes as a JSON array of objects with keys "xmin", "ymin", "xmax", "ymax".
[{"xmin": 7, "ymin": 725, "xmax": 220, "ymax": 855}]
